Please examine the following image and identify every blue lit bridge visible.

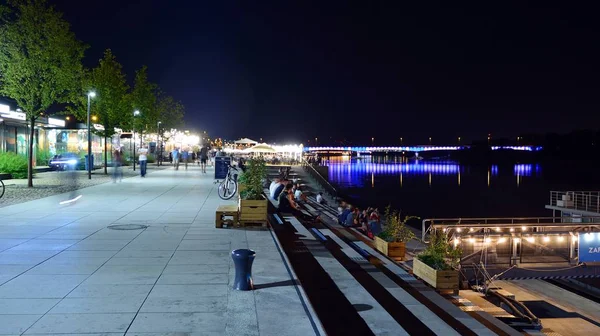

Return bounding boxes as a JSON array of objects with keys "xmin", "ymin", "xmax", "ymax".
[{"xmin": 304, "ymin": 145, "xmax": 542, "ymax": 153}]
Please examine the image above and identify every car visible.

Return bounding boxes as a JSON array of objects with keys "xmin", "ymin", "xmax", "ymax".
[{"xmin": 49, "ymin": 153, "xmax": 81, "ymax": 171}]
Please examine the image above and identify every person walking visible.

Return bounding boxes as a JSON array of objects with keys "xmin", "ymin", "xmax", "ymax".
[
  {"xmin": 181, "ymin": 149, "xmax": 189, "ymax": 170},
  {"xmin": 172, "ymin": 148, "xmax": 180, "ymax": 170},
  {"xmin": 139, "ymin": 145, "xmax": 149, "ymax": 177},
  {"xmin": 199, "ymin": 145, "xmax": 208, "ymax": 173},
  {"xmin": 112, "ymin": 147, "xmax": 123, "ymax": 182}
]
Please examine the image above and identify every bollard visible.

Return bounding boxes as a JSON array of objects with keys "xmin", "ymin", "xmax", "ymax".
[{"xmin": 232, "ymin": 249, "xmax": 256, "ymax": 291}]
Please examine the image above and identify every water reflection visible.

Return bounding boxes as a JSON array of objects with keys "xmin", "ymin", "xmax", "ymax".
[{"xmin": 327, "ymin": 157, "xmax": 542, "ymax": 188}]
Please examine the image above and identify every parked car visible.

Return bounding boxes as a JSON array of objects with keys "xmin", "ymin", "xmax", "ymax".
[{"xmin": 49, "ymin": 153, "xmax": 81, "ymax": 171}]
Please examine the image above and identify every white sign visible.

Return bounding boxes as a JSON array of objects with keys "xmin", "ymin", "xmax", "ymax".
[
  {"xmin": 0, "ymin": 104, "xmax": 9, "ymax": 113},
  {"xmin": 93, "ymin": 124, "xmax": 105, "ymax": 131},
  {"xmin": 0, "ymin": 110, "xmax": 26, "ymax": 120},
  {"xmin": 48, "ymin": 117, "xmax": 65, "ymax": 127}
]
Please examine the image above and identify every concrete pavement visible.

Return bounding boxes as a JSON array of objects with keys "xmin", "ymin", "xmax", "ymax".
[{"xmin": 0, "ymin": 165, "xmax": 320, "ymax": 335}]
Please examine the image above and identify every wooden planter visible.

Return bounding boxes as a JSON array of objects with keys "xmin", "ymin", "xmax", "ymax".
[
  {"xmin": 238, "ymin": 197, "xmax": 268, "ymax": 226},
  {"xmin": 413, "ymin": 257, "xmax": 459, "ymax": 291},
  {"xmin": 374, "ymin": 236, "xmax": 406, "ymax": 259}
]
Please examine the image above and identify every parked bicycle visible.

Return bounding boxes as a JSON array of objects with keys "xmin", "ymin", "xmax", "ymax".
[
  {"xmin": 217, "ymin": 164, "xmax": 239, "ymax": 200},
  {"xmin": 0, "ymin": 179, "xmax": 4, "ymax": 199}
]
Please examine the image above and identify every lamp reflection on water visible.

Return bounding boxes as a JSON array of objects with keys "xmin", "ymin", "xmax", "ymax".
[{"xmin": 327, "ymin": 158, "xmax": 540, "ymax": 188}]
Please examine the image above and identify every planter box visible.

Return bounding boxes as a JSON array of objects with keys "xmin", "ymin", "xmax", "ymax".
[
  {"xmin": 374, "ymin": 236, "xmax": 406, "ymax": 259},
  {"xmin": 238, "ymin": 197, "xmax": 268, "ymax": 223},
  {"xmin": 413, "ymin": 257, "xmax": 459, "ymax": 291}
]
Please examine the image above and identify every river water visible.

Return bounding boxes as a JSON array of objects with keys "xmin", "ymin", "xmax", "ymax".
[{"xmin": 324, "ymin": 156, "xmax": 600, "ymax": 219}]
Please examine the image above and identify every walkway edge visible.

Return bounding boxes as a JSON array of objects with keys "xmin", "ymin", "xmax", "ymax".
[{"xmin": 267, "ymin": 220, "xmax": 326, "ymax": 336}]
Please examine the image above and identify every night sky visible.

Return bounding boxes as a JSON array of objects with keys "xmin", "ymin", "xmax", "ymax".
[{"xmin": 51, "ymin": 1, "xmax": 600, "ymax": 145}]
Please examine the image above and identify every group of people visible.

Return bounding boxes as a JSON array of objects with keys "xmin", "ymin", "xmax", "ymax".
[
  {"xmin": 269, "ymin": 178, "xmax": 309, "ymax": 212},
  {"xmin": 169, "ymin": 145, "xmax": 210, "ymax": 172},
  {"xmin": 338, "ymin": 202, "xmax": 382, "ymax": 237}
]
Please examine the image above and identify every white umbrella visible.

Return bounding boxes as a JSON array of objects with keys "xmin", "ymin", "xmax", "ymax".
[
  {"xmin": 234, "ymin": 138, "xmax": 258, "ymax": 145},
  {"xmin": 244, "ymin": 143, "xmax": 276, "ymax": 153}
]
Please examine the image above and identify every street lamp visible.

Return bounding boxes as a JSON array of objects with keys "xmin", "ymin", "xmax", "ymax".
[
  {"xmin": 133, "ymin": 110, "xmax": 140, "ymax": 171},
  {"xmin": 458, "ymin": 136, "xmax": 461, "ymax": 144},
  {"xmin": 400, "ymin": 137, "xmax": 403, "ymax": 145},
  {"xmin": 86, "ymin": 91, "xmax": 96, "ymax": 180},
  {"xmin": 429, "ymin": 137, "xmax": 432, "ymax": 145},
  {"xmin": 157, "ymin": 121, "xmax": 162, "ymax": 166}
]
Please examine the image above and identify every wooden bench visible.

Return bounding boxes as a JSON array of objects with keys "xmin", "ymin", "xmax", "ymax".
[{"xmin": 215, "ymin": 205, "xmax": 239, "ymax": 228}]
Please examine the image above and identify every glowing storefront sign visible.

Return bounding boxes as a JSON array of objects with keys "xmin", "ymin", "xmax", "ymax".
[
  {"xmin": 579, "ymin": 232, "xmax": 600, "ymax": 262},
  {"xmin": 0, "ymin": 110, "xmax": 26, "ymax": 120},
  {"xmin": 48, "ymin": 117, "xmax": 65, "ymax": 127}
]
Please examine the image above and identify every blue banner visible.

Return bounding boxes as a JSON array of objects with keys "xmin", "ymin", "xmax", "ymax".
[{"xmin": 578, "ymin": 233, "xmax": 600, "ymax": 262}]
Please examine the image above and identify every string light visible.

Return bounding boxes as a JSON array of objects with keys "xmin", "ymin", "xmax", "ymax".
[
  {"xmin": 513, "ymin": 238, "xmax": 521, "ymax": 243},
  {"xmin": 543, "ymin": 236, "xmax": 550, "ymax": 243},
  {"xmin": 526, "ymin": 237, "xmax": 535, "ymax": 243},
  {"xmin": 557, "ymin": 236, "xmax": 565, "ymax": 242},
  {"xmin": 498, "ymin": 237, "xmax": 507, "ymax": 243}
]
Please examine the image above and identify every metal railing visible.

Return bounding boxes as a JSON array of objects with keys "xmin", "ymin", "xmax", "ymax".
[
  {"xmin": 422, "ymin": 216, "xmax": 600, "ymax": 242},
  {"xmin": 549, "ymin": 191, "xmax": 600, "ymax": 214},
  {"xmin": 301, "ymin": 159, "xmax": 338, "ymax": 200}
]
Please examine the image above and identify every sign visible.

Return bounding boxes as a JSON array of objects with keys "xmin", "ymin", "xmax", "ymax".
[
  {"xmin": 93, "ymin": 124, "xmax": 105, "ymax": 131},
  {"xmin": 578, "ymin": 232, "xmax": 600, "ymax": 262},
  {"xmin": 48, "ymin": 117, "xmax": 65, "ymax": 127},
  {"xmin": 0, "ymin": 110, "xmax": 26, "ymax": 120},
  {"xmin": 0, "ymin": 104, "xmax": 9, "ymax": 113},
  {"xmin": 214, "ymin": 156, "xmax": 231, "ymax": 180}
]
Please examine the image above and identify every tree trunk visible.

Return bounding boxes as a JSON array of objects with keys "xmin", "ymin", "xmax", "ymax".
[
  {"xmin": 104, "ymin": 135, "xmax": 108, "ymax": 174},
  {"xmin": 27, "ymin": 116, "xmax": 35, "ymax": 188}
]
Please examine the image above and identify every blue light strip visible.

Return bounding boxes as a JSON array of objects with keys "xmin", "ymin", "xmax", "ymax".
[{"xmin": 304, "ymin": 145, "xmax": 540, "ymax": 152}]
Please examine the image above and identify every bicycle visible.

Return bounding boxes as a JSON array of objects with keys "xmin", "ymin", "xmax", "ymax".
[
  {"xmin": 0, "ymin": 179, "xmax": 4, "ymax": 199},
  {"xmin": 217, "ymin": 164, "xmax": 239, "ymax": 200}
]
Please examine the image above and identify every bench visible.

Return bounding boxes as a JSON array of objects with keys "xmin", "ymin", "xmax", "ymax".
[{"xmin": 215, "ymin": 205, "xmax": 239, "ymax": 228}]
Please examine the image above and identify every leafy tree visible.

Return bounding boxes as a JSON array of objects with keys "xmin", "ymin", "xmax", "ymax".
[
  {"xmin": 155, "ymin": 91, "xmax": 185, "ymax": 132},
  {"xmin": 72, "ymin": 49, "xmax": 130, "ymax": 174},
  {"xmin": 0, "ymin": 0, "xmax": 86, "ymax": 187},
  {"xmin": 131, "ymin": 66, "xmax": 157, "ymax": 145}
]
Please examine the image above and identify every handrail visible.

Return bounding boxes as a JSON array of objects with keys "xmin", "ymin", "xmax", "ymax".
[
  {"xmin": 548, "ymin": 190, "xmax": 600, "ymax": 214},
  {"xmin": 421, "ymin": 216, "xmax": 600, "ymax": 241},
  {"xmin": 302, "ymin": 159, "xmax": 338, "ymax": 200}
]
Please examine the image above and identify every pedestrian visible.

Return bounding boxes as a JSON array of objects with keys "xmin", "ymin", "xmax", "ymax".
[
  {"xmin": 112, "ymin": 147, "xmax": 123, "ymax": 182},
  {"xmin": 172, "ymin": 148, "xmax": 180, "ymax": 170},
  {"xmin": 199, "ymin": 145, "xmax": 208, "ymax": 173},
  {"xmin": 181, "ymin": 148, "xmax": 189, "ymax": 170},
  {"xmin": 139, "ymin": 145, "xmax": 148, "ymax": 177}
]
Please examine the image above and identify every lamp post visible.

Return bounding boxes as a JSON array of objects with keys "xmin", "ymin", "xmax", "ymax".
[
  {"xmin": 86, "ymin": 91, "xmax": 96, "ymax": 180},
  {"xmin": 157, "ymin": 121, "xmax": 161, "ymax": 166},
  {"xmin": 133, "ymin": 110, "xmax": 140, "ymax": 171},
  {"xmin": 429, "ymin": 137, "xmax": 432, "ymax": 145}
]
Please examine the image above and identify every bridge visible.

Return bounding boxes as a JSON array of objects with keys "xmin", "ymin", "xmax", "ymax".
[{"xmin": 304, "ymin": 145, "xmax": 541, "ymax": 153}]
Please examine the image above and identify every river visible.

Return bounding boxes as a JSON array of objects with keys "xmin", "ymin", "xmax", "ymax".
[{"xmin": 324, "ymin": 156, "xmax": 600, "ymax": 219}]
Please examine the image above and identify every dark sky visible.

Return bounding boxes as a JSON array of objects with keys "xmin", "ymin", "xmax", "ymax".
[{"xmin": 52, "ymin": 0, "xmax": 600, "ymax": 145}]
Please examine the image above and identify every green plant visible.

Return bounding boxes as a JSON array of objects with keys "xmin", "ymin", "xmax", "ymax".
[
  {"xmin": 146, "ymin": 154, "xmax": 155, "ymax": 163},
  {"xmin": 377, "ymin": 206, "xmax": 417, "ymax": 243},
  {"xmin": 36, "ymin": 149, "xmax": 52, "ymax": 166},
  {"xmin": 239, "ymin": 157, "xmax": 266, "ymax": 200},
  {"xmin": 418, "ymin": 230, "xmax": 462, "ymax": 270},
  {"xmin": 0, "ymin": 152, "xmax": 29, "ymax": 179}
]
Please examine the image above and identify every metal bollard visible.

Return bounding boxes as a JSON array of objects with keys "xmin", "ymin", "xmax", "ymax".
[{"xmin": 231, "ymin": 249, "xmax": 256, "ymax": 291}]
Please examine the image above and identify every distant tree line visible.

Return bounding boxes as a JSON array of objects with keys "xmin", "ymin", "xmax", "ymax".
[{"xmin": 0, "ymin": 0, "xmax": 185, "ymax": 186}]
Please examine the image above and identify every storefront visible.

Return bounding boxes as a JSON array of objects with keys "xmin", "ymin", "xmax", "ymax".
[{"xmin": 0, "ymin": 99, "xmax": 105, "ymax": 167}]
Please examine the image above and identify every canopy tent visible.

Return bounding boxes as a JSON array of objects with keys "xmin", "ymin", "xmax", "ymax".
[
  {"xmin": 244, "ymin": 143, "xmax": 276, "ymax": 153},
  {"xmin": 234, "ymin": 138, "xmax": 258, "ymax": 145}
]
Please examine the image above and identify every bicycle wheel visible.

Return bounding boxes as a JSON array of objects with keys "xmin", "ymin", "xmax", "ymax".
[
  {"xmin": 218, "ymin": 178, "xmax": 237, "ymax": 200},
  {"xmin": 0, "ymin": 180, "xmax": 4, "ymax": 199}
]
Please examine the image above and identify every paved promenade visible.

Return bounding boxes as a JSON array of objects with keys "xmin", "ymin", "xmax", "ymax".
[{"xmin": 0, "ymin": 166, "xmax": 319, "ymax": 335}]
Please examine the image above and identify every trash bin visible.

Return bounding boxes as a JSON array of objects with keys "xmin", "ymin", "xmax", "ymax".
[
  {"xmin": 231, "ymin": 249, "xmax": 256, "ymax": 291},
  {"xmin": 84, "ymin": 155, "xmax": 94, "ymax": 171}
]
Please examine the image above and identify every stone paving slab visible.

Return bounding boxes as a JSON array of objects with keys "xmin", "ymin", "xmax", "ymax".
[{"xmin": 0, "ymin": 166, "xmax": 319, "ymax": 336}]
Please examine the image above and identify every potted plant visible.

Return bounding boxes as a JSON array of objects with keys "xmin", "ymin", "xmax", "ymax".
[
  {"xmin": 238, "ymin": 157, "xmax": 268, "ymax": 225},
  {"xmin": 374, "ymin": 206, "xmax": 417, "ymax": 259},
  {"xmin": 413, "ymin": 230, "xmax": 461, "ymax": 292}
]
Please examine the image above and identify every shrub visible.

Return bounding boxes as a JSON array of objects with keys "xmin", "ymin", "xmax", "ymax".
[
  {"xmin": 0, "ymin": 152, "xmax": 29, "ymax": 179},
  {"xmin": 417, "ymin": 230, "xmax": 462, "ymax": 270},
  {"xmin": 36, "ymin": 149, "xmax": 52, "ymax": 166},
  {"xmin": 146, "ymin": 154, "xmax": 155, "ymax": 163},
  {"xmin": 377, "ymin": 206, "xmax": 417, "ymax": 243},
  {"xmin": 239, "ymin": 157, "xmax": 266, "ymax": 200}
]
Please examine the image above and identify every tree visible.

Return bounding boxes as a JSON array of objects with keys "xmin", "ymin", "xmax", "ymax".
[
  {"xmin": 0, "ymin": 0, "xmax": 86, "ymax": 187},
  {"xmin": 131, "ymin": 66, "xmax": 157, "ymax": 145},
  {"xmin": 73, "ymin": 49, "xmax": 130, "ymax": 174},
  {"xmin": 155, "ymin": 90, "xmax": 185, "ymax": 132}
]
